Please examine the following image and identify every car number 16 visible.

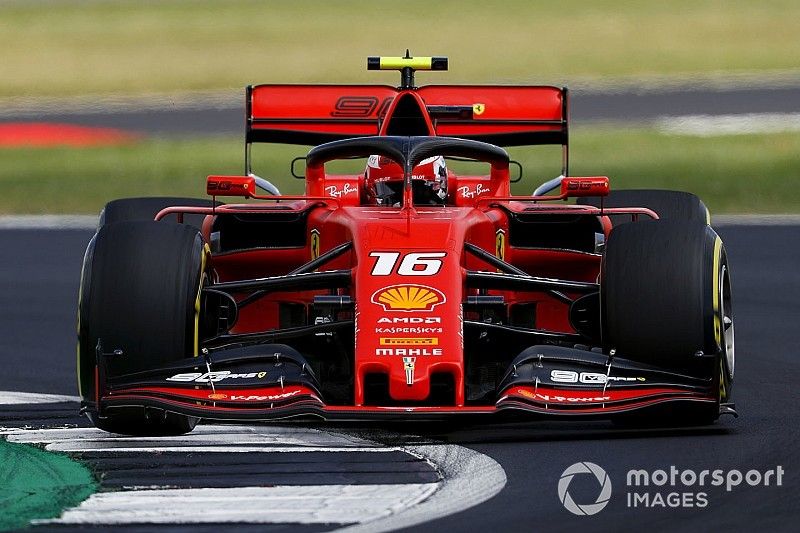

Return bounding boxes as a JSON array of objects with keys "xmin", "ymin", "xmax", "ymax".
[{"xmin": 369, "ymin": 252, "xmax": 446, "ymax": 276}]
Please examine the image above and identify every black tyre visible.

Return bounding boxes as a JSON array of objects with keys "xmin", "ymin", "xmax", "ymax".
[
  {"xmin": 78, "ymin": 221, "xmax": 208, "ymax": 435},
  {"xmin": 578, "ymin": 189, "xmax": 710, "ymax": 225},
  {"xmin": 601, "ymin": 220, "xmax": 734, "ymax": 422},
  {"xmin": 99, "ymin": 197, "xmax": 218, "ymax": 229}
]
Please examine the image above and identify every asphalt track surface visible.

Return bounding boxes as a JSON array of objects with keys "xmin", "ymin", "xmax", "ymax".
[
  {"xmin": 0, "ymin": 224, "xmax": 798, "ymax": 531},
  {"xmin": 3, "ymin": 85, "xmax": 800, "ymax": 135}
]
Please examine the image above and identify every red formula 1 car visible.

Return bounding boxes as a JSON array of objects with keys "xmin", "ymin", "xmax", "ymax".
[{"xmin": 77, "ymin": 55, "xmax": 736, "ymax": 435}]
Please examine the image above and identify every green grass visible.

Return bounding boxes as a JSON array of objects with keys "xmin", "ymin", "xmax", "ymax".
[
  {"xmin": 2, "ymin": 127, "xmax": 798, "ymax": 214},
  {"xmin": 0, "ymin": 440, "xmax": 97, "ymax": 531},
  {"xmin": 1, "ymin": 0, "xmax": 798, "ymax": 97},
  {"xmin": 3, "ymin": 1, "xmax": 795, "ymax": 215}
]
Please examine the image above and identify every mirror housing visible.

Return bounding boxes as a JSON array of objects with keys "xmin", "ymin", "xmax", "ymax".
[
  {"xmin": 207, "ymin": 175, "xmax": 256, "ymax": 197},
  {"xmin": 560, "ymin": 176, "xmax": 610, "ymax": 198}
]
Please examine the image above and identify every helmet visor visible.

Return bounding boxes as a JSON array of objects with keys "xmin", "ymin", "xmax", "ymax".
[{"xmin": 373, "ymin": 179, "xmax": 444, "ymax": 206}]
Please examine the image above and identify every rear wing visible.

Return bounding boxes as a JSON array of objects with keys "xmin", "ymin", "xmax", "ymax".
[
  {"xmin": 247, "ymin": 84, "xmax": 567, "ymax": 145},
  {"xmin": 246, "ymin": 83, "xmax": 569, "ymax": 174}
]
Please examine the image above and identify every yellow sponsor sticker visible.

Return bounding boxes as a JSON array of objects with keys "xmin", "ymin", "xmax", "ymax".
[
  {"xmin": 379, "ymin": 337, "xmax": 439, "ymax": 346},
  {"xmin": 310, "ymin": 229, "xmax": 321, "ymax": 260}
]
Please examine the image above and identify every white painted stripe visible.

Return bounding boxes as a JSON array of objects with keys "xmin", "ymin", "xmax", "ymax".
[
  {"xmin": 0, "ymin": 215, "xmax": 97, "ymax": 230},
  {"xmin": 656, "ymin": 112, "xmax": 800, "ymax": 136},
  {"xmin": 3, "ymin": 424, "xmax": 385, "ymax": 453},
  {"xmin": 713, "ymin": 214, "xmax": 800, "ymax": 226},
  {"xmin": 45, "ymin": 445, "xmax": 400, "ymax": 453},
  {"xmin": 0, "ymin": 391, "xmax": 81, "ymax": 404},
  {"xmin": 35, "ymin": 484, "xmax": 438, "ymax": 525},
  {"xmin": 0, "ymin": 89, "xmax": 241, "ymax": 118},
  {"xmin": 339, "ymin": 443, "xmax": 507, "ymax": 533}
]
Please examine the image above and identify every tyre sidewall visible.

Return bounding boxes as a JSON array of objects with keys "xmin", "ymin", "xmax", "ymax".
[
  {"xmin": 602, "ymin": 220, "xmax": 723, "ymax": 366},
  {"xmin": 78, "ymin": 221, "xmax": 207, "ymax": 434}
]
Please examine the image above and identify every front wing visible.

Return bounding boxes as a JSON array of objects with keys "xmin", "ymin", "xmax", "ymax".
[{"xmin": 85, "ymin": 344, "xmax": 734, "ymax": 422}]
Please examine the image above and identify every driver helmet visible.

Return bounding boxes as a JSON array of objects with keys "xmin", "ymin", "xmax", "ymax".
[{"xmin": 365, "ymin": 155, "xmax": 448, "ymax": 206}]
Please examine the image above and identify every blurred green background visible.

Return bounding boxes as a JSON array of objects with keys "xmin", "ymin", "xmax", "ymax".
[{"xmin": 1, "ymin": 0, "xmax": 798, "ymax": 214}]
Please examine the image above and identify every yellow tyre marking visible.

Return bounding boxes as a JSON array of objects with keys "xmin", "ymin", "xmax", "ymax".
[
  {"xmin": 712, "ymin": 236, "xmax": 723, "ymax": 346},
  {"xmin": 719, "ymin": 360, "xmax": 727, "ymax": 401},
  {"xmin": 194, "ymin": 243, "xmax": 211, "ymax": 357}
]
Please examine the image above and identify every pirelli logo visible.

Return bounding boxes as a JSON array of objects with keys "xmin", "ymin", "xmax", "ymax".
[{"xmin": 379, "ymin": 337, "xmax": 439, "ymax": 346}]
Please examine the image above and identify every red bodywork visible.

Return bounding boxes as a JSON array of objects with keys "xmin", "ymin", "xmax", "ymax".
[{"xmin": 98, "ymin": 79, "xmax": 718, "ymax": 421}]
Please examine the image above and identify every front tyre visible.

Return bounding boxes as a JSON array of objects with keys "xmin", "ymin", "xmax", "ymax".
[
  {"xmin": 601, "ymin": 220, "xmax": 734, "ymax": 423},
  {"xmin": 78, "ymin": 221, "xmax": 208, "ymax": 435}
]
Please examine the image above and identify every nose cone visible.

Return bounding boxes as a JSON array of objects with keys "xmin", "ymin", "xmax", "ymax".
[{"xmin": 348, "ymin": 210, "xmax": 468, "ymax": 405}]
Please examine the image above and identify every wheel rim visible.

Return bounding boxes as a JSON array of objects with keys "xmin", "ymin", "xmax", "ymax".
[{"xmin": 720, "ymin": 264, "xmax": 735, "ymax": 379}]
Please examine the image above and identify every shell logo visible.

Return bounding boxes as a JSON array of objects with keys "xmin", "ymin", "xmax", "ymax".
[{"xmin": 371, "ymin": 284, "xmax": 446, "ymax": 312}]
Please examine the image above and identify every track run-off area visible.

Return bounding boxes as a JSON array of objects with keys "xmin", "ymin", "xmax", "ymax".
[
  {"xmin": 1, "ymin": 220, "xmax": 798, "ymax": 531},
  {"xmin": 0, "ymin": 416, "xmax": 504, "ymax": 531}
]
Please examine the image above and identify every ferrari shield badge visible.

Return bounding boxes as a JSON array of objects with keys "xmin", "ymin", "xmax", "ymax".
[
  {"xmin": 403, "ymin": 357, "xmax": 416, "ymax": 385},
  {"xmin": 310, "ymin": 229, "xmax": 321, "ymax": 260}
]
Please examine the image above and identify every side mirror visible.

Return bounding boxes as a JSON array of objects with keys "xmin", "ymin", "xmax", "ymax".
[
  {"xmin": 206, "ymin": 175, "xmax": 256, "ymax": 197},
  {"xmin": 560, "ymin": 176, "xmax": 610, "ymax": 198}
]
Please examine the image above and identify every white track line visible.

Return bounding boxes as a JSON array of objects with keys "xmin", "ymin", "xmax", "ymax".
[
  {"xmin": 0, "ymin": 391, "xmax": 81, "ymax": 404},
  {"xmin": 657, "ymin": 112, "xmax": 800, "ymax": 136},
  {"xmin": 3, "ymin": 425, "xmax": 382, "ymax": 448},
  {"xmin": 35, "ymin": 484, "xmax": 439, "ymax": 525},
  {"xmin": 713, "ymin": 215, "xmax": 800, "ymax": 226},
  {"xmin": 0, "ymin": 89, "xmax": 241, "ymax": 118},
  {"xmin": 43, "ymin": 445, "xmax": 400, "ymax": 453},
  {"xmin": 0, "ymin": 215, "xmax": 97, "ymax": 230},
  {"xmin": 4, "ymin": 424, "xmax": 394, "ymax": 454}
]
